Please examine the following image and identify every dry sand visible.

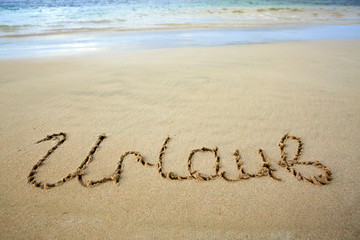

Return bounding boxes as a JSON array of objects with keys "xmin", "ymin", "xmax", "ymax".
[{"xmin": 0, "ymin": 40, "xmax": 359, "ymax": 239}]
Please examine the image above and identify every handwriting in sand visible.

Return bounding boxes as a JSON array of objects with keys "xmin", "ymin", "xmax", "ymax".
[{"xmin": 27, "ymin": 132, "xmax": 332, "ymax": 189}]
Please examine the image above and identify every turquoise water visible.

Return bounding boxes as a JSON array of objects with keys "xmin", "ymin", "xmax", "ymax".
[
  {"xmin": 0, "ymin": 0, "xmax": 360, "ymax": 58},
  {"xmin": 1, "ymin": 0, "xmax": 360, "ymax": 36}
]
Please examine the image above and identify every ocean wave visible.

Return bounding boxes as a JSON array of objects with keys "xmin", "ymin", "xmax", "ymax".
[
  {"xmin": 0, "ymin": 24, "xmax": 33, "ymax": 32},
  {"xmin": 1, "ymin": 0, "xmax": 360, "ymax": 8},
  {"xmin": 1, "ymin": 4, "xmax": 360, "ymax": 37}
]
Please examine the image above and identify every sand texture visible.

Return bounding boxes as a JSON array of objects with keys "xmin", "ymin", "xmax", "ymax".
[{"xmin": 0, "ymin": 40, "xmax": 359, "ymax": 239}]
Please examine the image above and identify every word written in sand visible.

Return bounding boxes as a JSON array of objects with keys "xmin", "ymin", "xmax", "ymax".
[{"xmin": 27, "ymin": 133, "xmax": 332, "ymax": 190}]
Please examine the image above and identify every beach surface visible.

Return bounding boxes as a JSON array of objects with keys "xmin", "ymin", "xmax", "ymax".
[{"xmin": 0, "ymin": 40, "xmax": 359, "ymax": 239}]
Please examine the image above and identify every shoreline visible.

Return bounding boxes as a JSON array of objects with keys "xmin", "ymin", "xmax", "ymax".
[
  {"xmin": 2, "ymin": 4, "xmax": 360, "ymax": 37},
  {"xmin": 2, "ymin": 20, "xmax": 360, "ymax": 39},
  {"xmin": 1, "ymin": 23, "xmax": 360, "ymax": 59}
]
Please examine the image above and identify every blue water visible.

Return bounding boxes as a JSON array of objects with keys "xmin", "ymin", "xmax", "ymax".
[
  {"xmin": 1, "ymin": 0, "xmax": 360, "ymax": 36},
  {"xmin": 1, "ymin": 0, "xmax": 360, "ymax": 8},
  {"xmin": 0, "ymin": 0, "xmax": 360, "ymax": 58}
]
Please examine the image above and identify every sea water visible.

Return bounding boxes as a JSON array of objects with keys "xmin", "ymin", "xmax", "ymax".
[{"xmin": 1, "ymin": 0, "xmax": 360, "ymax": 58}]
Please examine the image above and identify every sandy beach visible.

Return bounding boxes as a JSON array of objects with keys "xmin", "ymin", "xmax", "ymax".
[{"xmin": 0, "ymin": 39, "xmax": 359, "ymax": 239}]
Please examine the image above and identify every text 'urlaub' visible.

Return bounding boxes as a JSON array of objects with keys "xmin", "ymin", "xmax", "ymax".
[{"xmin": 27, "ymin": 132, "xmax": 333, "ymax": 190}]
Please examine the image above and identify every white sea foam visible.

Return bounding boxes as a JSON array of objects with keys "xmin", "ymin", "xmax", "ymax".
[{"xmin": 1, "ymin": 2, "xmax": 360, "ymax": 37}]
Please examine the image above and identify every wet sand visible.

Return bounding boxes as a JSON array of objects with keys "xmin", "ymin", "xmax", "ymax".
[{"xmin": 0, "ymin": 40, "xmax": 359, "ymax": 239}]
